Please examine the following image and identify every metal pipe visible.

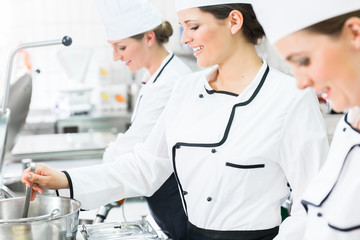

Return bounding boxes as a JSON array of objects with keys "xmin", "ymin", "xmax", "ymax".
[
  {"xmin": 93, "ymin": 201, "xmax": 123, "ymax": 224},
  {"xmin": 0, "ymin": 36, "xmax": 71, "ymax": 199},
  {"xmin": 1, "ymin": 36, "xmax": 72, "ymax": 114}
]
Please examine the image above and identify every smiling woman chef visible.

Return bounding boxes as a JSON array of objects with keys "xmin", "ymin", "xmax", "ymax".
[
  {"xmin": 22, "ymin": 0, "xmax": 329, "ymax": 239},
  {"xmin": 251, "ymin": 0, "xmax": 360, "ymax": 239},
  {"xmin": 82, "ymin": 0, "xmax": 191, "ymax": 239}
]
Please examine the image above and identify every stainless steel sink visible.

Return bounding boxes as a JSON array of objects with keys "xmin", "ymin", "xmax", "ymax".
[{"xmin": 5, "ymin": 177, "xmax": 25, "ymax": 194}]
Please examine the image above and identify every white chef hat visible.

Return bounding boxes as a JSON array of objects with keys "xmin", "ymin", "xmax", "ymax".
[
  {"xmin": 93, "ymin": 0, "xmax": 162, "ymax": 41},
  {"xmin": 175, "ymin": 0, "xmax": 252, "ymax": 12},
  {"xmin": 252, "ymin": 0, "xmax": 360, "ymax": 44}
]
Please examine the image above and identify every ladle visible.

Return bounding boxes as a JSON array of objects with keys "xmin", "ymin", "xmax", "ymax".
[{"xmin": 22, "ymin": 162, "xmax": 35, "ymax": 218}]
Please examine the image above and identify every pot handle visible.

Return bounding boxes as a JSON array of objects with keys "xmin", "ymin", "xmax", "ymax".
[
  {"xmin": 48, "ymin": 208, "xmax": 61, "ymax": 220},
  {"xmin": 9, "ymin": 208, "xmax": 62, "ymax": 223}
]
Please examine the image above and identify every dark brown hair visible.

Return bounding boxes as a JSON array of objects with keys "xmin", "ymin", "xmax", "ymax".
[
  {"xmin": 130, "ymin": 20, "xmax": 173, "ymax": 44},
  {"xmin": 305, "ymin": 9, "xmax": 360, "ymax": 36},
  {"xmin": 199, "ymin": 4, "xmax": 265, "ymax": 44}
]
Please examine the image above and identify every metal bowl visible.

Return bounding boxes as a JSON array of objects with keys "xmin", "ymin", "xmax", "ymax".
[{"xmin": 0, "ymin": 195, "xmax": 81, "ymax": 240}]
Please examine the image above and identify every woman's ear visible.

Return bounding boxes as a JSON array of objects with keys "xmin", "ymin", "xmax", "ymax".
[
  {"xmin": 144, "ymin": 31, "xmax": 156, "ymax": 47},
  {"xmin": 228, "ymin": 10, "xmax": 244, "ymax": 35},
  {"xmin": 343, "ymin": 17, "xmax": 360, "ymax": 49}
]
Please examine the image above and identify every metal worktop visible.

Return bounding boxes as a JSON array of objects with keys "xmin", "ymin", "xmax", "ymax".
[
  {"xmin": 23, "ymin": 109, "xmax": 132, "ymax": 135},
  {"xmin": 10, "ymin": 131, "xmax": 117, "ymax": 161}
]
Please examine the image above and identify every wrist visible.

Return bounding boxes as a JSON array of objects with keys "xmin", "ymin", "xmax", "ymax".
[{"xmin": 60, "ymin": 171, "xmax": 70, "ymax": 189}]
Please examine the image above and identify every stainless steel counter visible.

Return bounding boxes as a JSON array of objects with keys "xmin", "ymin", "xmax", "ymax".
[
  {"xmin": 23, "ymin": 109, "xmax": 132, "ymax": 135},
  {"xmin": 3, "ymin": 158, "xmax": 102, "ymax": 179},
  {"xmin": 55, "ymin": 111, "xmax": 132, "ymax": 134},
  {"xmin": 10, "ymin": 131, "xmax": 117, "ymax": 161}
]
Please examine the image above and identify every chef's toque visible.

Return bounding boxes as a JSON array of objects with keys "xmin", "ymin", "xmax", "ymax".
[
  {"xmin": 175, "ymin": 0, "xmax": 251, "ymax": 12},
  {"xmin": 252, "ymin": 0, "xmax": 360, "ymax": 44},
  {"xmin": 93, "ymin": 0, "xmax": 162, "ymax": 41}
]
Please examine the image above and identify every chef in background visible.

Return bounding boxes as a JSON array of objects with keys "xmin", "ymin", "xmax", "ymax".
[
  {"xmin": 23, "ymin": 1, "xmax": 328, "ymax": 239},
  {"xmin": 94, "ymin": 0, "xmax": 191, "ymax": 239},
  {"xmin": 252, "ymin": 0, "xmax": 360, "ymax": 239}
]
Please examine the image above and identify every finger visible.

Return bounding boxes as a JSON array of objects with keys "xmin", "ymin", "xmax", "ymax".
[
  {"xmin": 27, "ymin": 172, "xmax": 43, "ymax": 185},
  {"xmin": 32, "ymin": 182, "xmax": 39, "ymax": 190},
  {"xmin": 22, "ymin": 173, "xmax": 32, "ymax": 187},
  {"xmin": 32, "ymin": 183, "xmax": 44, "ymax": 194},
  {"xmin": 31, "ymin": 189, "xmax": 37, "ymax": 201},
  {"xmin": 34, "ymin": 164, "xmax": 48, "ymax": 175}
]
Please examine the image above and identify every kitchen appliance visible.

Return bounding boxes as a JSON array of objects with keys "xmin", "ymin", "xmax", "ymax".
[
  {"xmin": 93, "ymin": 201, "xmax": 124, "ymax": 224},
  {"xmin": 57, "ymin": 48, "xmax": 93, "ymax": 116},
  {"xmin": 0, "ymin": 196, "xmax": 81, "ymax": 240},
  {"xmin": 0, "ymin": 36, "xmax": 83, "ymax": 240},
  {"xmin": 0, "ymin": 36, "xmax": 72, "ymax": 198},
  {"xmin": 4, "ymin": 73, "xmax": 32, "ymax": 154},
  {"xmin": 77, "ymin": 218, "xmax": 160, "ymax": 240}
]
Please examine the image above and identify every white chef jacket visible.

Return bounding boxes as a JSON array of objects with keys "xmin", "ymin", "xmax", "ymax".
[
  {"xmin": 103, "ymin": 52, "xmax": 191, "ymax": 162},
  {"xmin": 67, "ymin": 62, "xmax": 328, "ymax": 239},
  {"xmin": 302, "ymin": 108, "xmax": 360, "ymax": 240}
]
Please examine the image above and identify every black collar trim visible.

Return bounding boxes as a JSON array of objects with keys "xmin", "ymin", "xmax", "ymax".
[
  {"xmin": 152, "ymin": 53, "xmax": 175, "ymax": 83},
  {"xmin": 174, "ymin": 65, "xmax": 269, "ymax": 149},
  {"xmin": 204, "ymin": 87, "xmax": 239, "ymax": 97},
  {"xmin": 344, "ymin": 113, "xmax": 360, "ymax": 134},
  {"xmin": 171, "ymin": 65, "xmax": 269, "ymax": 214},
  {"xmin": 301, "ymin": 143, "xmax": 360, "ymax": 212}
]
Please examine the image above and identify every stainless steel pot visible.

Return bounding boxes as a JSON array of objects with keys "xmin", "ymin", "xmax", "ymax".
[{"xmin": 0, "ymin": 195, "xmax": 81, "ymax": 240}]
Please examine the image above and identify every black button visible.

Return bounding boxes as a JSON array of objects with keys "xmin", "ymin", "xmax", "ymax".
[
  {"xmin": 207, "ymin": 197, "xmax": 212, "ymax": 202},
  {"xmin": 211, "ymin": 149, "xmax": 217, "ymax": 153},
  {"xmin": 199, "ymin": 94, "xmax": 204, "ymax": 98},
  {"xmin": 183, "ymin": 191, "xmax": 188, "ymax": 195},
  {"xmin": 317, "ymin": 212, "xmax": 322, "ymax": 217},
  {"xmin": 343, "ymin": 128, "xmax": 346, "ymax": 132}
]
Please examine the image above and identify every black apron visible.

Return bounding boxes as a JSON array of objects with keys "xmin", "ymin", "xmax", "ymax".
[
  {"xmin": 188, "ymin": 222, "xmax": 279, "ymax": 240},
  {"xmin": 144, "ymin": 53, "xmax": 187, "ymax": 240},
  {"xmin": 146, "ymin": 173, "xmax": 188, "ymax": 240}
]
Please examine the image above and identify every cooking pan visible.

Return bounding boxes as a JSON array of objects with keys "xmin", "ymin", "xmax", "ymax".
[{"xmin": 0, "ymin": 195, "xmax": 80, "ymax": 240}]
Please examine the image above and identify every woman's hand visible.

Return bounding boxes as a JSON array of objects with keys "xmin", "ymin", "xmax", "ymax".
[{"xmin": 21, "ymin": 163, "xmax": 69, "ymax": 200}]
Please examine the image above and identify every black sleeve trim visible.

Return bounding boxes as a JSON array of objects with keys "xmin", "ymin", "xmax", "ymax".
[{"xmin": 61, "ymin": 170, "xmax": 74, "ymax": 199}]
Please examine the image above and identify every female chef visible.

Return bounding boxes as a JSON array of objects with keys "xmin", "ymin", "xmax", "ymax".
[
  {"xmin": 91, "ymin": 0, "xmax": 191, "ymax": 239},
  {"xmin": 252, "ymin": 0, "xmax": 360, "ymax": 239},
  {"xmin": 23, "ymin": 1, "xmax": 329, "ymax": 239}
]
